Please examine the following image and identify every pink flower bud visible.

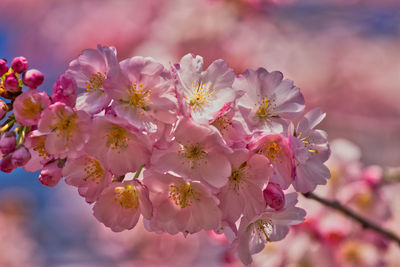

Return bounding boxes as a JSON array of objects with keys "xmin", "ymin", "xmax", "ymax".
[
  {"xmin": 0, "ymin": 154, "xmax": 16, "ymax": 173},
  {"xmin": 4, "ymin": 73, "xmax": 20, "ymax": 92},
  {"xmin": 38, "ymin": 161, "xmax": 63, "ymax": 187},
  {"xmin": 11, "ymin": 56, "xmax": 28, "ymax": 73},
  {"xmin": 11, "ymin": 145, "xmax": 31, "ymax": 167},
  {"xmin": 362, "ymin": 165, "xmax": 383, "ymax": 187},
  {"xmin": 0, "ymin": 59, "xmax": 8, "ymax": 76},
  {"xmin": 52, "ymin": 74, "xmax": 77, "ymax": 107},
  {"xmin": 263, "ymin": 182, "xmax": 285, "ymax": 211},
  {"xmin": 22, "ymin": 69, "xmax": 44, "ymax": 88},
  {"xmin": 0, "ymin": 132, "xmax": 16, "ymax": 154},
  {"xmin": 0, "ymin": 100, "xmax": 7, "ymax": 120}
]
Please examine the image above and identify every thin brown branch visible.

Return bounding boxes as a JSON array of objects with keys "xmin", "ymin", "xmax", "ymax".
[{"xmin": 302, "ymin": 192, "xmax": 400, "ymax": 246}]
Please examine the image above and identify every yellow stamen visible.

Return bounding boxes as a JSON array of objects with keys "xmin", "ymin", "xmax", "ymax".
[
  {"xmin": 83, "ymin": 157, "xmax": 105, "ymax": 184},
  {"xmin": 187, "ymin": 82, "xmax": 215, "ymax": 111},
  {"xmin": 260, "ymin": 139, "xmax": 282, "ymax": 162},
  {"xmin": 122, "ymin": 82, "xmax": 152, "ymax": 114},
  {"xmin": 103, "ymin": 125, "xmax": 129, "ymax": 152},
  {"xmin": 52, "ymin": 110, "xmax": 77, "ymax": 140},
  {"xmin": 85, "ymin": 72, "xmax": 105, "ymax": 92},
  {"xmin": 114, "ymin": 184, "xmax": 139, "ymax": 209},
  {"xmin": 32, "ymin": 136, "xmax": 50, "ymax": 160},
  {"xmin": 20, "ymin": 96, "xmax": 42, "ymax": 119},
  {"xmin": 179, "ymin": 143, "xmax": 208, "ymax": 168},
  {"xmin": 256, "ymin": 98, "xmax": 276, "ymax": 120},
  {"xmin": 169, "ymin": 181, "xmax": 200, "ymax": 208}
]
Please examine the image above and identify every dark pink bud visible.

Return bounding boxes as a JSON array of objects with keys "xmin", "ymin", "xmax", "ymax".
[
  {"xmin": 0, "ymin": 59, "xmax": 8, "ymax": 76},
  {"xmin": 11, "ymin": 56, "xmax": 28, "ymax": 73},
  {"xmin": 263, "ymin": 182, "xmax": 285, "ymax": 211},
  {"xmin": 362, "ymin": 165, "xmax": 383, "ymax": 187},
  {"xmin": 0, "ymin": 154, "xmax": 16, "ymax": 173},
  {"xmin": 4, "ymin": 73, "xmax": 20, "ymax": 92},
  {"xmin": 52, "ymin": 74, "xmax": 77, "ymax": 107},
  {"xmin": 39, "ymin": 161, "xmax": 63, "ymax": 187},
  {"xmin": 11, "ymin": 145, "xmax": 31, "ymax": 167},
  {"xmin": 0, "ymin": 132, "xmax": 16, "ymax": 154},
  {"xmin": 22, "ymin": 69, "xmax": 44, "ymax": 88}
]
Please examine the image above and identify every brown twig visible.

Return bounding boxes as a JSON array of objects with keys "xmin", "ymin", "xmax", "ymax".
[{"xmin": 302, "ymin": 192, "xmax": 400, "ymax": 246}]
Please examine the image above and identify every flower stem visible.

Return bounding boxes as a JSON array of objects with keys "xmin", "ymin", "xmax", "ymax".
[{"xmin": 134, "ymin": 164, "xmax": 145, "ymax": 179}]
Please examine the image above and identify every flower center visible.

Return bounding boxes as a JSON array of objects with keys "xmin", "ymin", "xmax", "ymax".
[
  {"xmin": 179, "ymin": 143, "xmax": 207, "ymax": 168},
  {"xmin": 85, "ymin": 72, "xmax": 105, "ymax": 92},
  {"xmin": 256, "ymin": 98, "xmax": 275, "ymax": 120},
  {"xmin": 249, "ymin": 219, "xmax": 273, "ymax": 242},
  {"xmin": 169, "ymin": 181, "xmax": 200, "ymax": 208},
  {"xmin": 123, "ymin": 82, "xmax": 152, "ymax": 114},
  {"xmin": 32, "ymin": 136, "xmax": 50, "ymax": 160},
  {"xmin": 259, "ymin": 139, "xmax": 282, "ymax": 162},
  {"xmin": 229, "ymin": 162, "xmax": 247, "ymax": 191},
  {"xmin": 211, "ymin": 115, "xmax": 232, "ymax": 132},
  {"xmin": 104, "ymin": 125, "xmax": 129, "ymax": 151},
  {"xmin": 114, "ymin": 184, "xmax": 139, "ymax": 209},
  {"xmin": 21, "ymin": 96, "xmax": 42, "ymax": 119},
  {"xmin": 297, "ymin": 132, "xmax": 319, "ymax": 154},
  {"xmin": 52, "ymin": 110, "xmax": 77, "ymax": 139},
  {"xmin": 187, "ymin": 82, "xmax": 215, "ymax": 111},
  {"xmin": 83, "ymin": 157, "xmax": 105, "ymax": 184}
]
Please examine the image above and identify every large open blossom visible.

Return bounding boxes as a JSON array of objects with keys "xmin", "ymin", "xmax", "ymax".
[
  {"xmin": 13, "ymin": 89, "xmax": 50, "ymax": 126},
  {"xmin": 104, "ymin": 56, "xmax": 178, "ymax": 132},
  {"xmin": 289, "ymin": 108, "xmax": 331, "ymax": 192},
  {"xmin": 151, "ymin": 117, "xmax": 232, "ymax": 188},
  {"xmin": 85, "ymin": 115, "xmax": 151, "ymax": 176},
  {"xmin": 143, "ymin": 170, "xmax": 222, "ymax": 235},
  {"xmin": 38, "ymin": 102, "xmax": 91, "ymax": 158},
  {"xmin": 234, "ymin": 68, "xmax": 304, "ymax": 133},
  {"xmin": 236, "ymin": 193, "xmax": 306, "ymax": 265},
  {"xmin": 93, "ymin": 180, "xmax": 152, "ymax": 232},
  {"xmin": 66, "ymin": 45, "xmax": 118, "ymax": 114},
  {"xmin": 218, "ymin": 149, "xmax": 272, "ymax": 224},
  {"xmin": 175, "ymin": 54, "xmax": 240, "ymax": 123}
]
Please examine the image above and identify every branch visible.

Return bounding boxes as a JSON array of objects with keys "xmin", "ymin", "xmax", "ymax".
[{"xmin": 302, "ymin": 192, "xmax": 400, "ymax": 246}]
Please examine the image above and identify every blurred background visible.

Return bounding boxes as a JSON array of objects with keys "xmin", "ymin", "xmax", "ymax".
[{"xmin": 0, "ymin": 0, "xmax": 400, "ymax": 266}]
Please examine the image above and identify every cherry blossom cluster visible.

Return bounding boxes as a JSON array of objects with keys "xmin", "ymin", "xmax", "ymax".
[{"xmin": 0, "ymin": 46, "xmax": 330, "ymax": 264}]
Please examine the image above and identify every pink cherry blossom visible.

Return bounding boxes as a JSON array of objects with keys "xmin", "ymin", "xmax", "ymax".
[
  {"xmin": 234, "ymin": 68, "xmax": 304, "ymax": 133},
  {"xmin": 248, "ymin": 133, "xmax": 294, "ymax": 189},
  {"xmin": 38, "ymin": 160, "xmax": 63, "ymax": 187},
  {"xmin": 104, "ymin": 56, "xmax": 178, "ymax": 132},
  {"xmin": 63, "ymin": 155, "xmax": 113, "ymax": 203},
  {"xmin": 23, "ymin": 130, "xmax": 53, "ymax": 172},
  {"xmin": 93, "ymin": 180, "xmax": 152, "ymax": 232},
  {"xmin": 151, "ymin": 117, "xmax": 232, "ymax": 188},
  {"xmin": 37, "ymin": 102, "xmax": 91, "ymax": 158},
  {"xmin": 52, "ymin": 74, "xmax": 78, "ymax": 107},
  {"xmin": 236, "ymin": 193, "xmax": 306, "ymax": 265},
  {"xmin": 218, "ymin": 149, "xmax": 272, "ymax": 224},
  {"xmin": 175, "ymin": 54, "xmax": 239, "ymax": 124},
  {"xmin": 66, "ymin": 45, "xmax": 118, "ymax": 114},
  {"xmin": 143, "ymin": 170, "xmax": 222, "ymax": 235},
  {"xmin": 289, "ymin": 108, "xmax": 331, "ymax": 193},
  {"xmin": 13, "ymin": 89, "xmax": 51, "ymax": 126},
  {"xmin": 85, "ymin": 115, "xmax": 151, "ymax": 176}
]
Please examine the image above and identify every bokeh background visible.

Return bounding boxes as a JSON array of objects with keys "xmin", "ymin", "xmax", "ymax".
[{"xmin": 0, "ymin": 0, "xmax": 400, "ymax": 266}]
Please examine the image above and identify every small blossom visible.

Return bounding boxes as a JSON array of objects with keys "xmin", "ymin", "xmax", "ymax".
[
  {"xmin": 52, "ymin": 74, "xmax": 78, "ymax": 107},
  {"xmin": 4, "ymin": 72, "xmax": 20, "ymax": 92},
  {"xmin": 11, "ymin": 145, "xmax": 31, "ymax": 167},
  {"xmin": 11, "ymin": 56, "xmax": 28, "ymax": 73},
  {"xmin": 38, "ymin": 102, "xmax": 91, "ymax": 158},
  {"xmin": 143, "ymin": 170, "xmax": 222, "ymax": 235},
  {"xmin": 93, "ymin": 180, "xmax": 152, "ymax": 232},
  {"xmin": 0, "ymin": 59, "xmax": 8, "ymax": 76},
  {"xmin": 66, "ymin": 45, "xmax": 118, "ymax": 114},
  {"xmin": 0, "ymin": 132, "xmax": 16, "ymax": 154},
  {"xmin": 63, "ymin": 155, "xmax": 113, "ymax": 203},
  {"xmin": 22, "ymin": 69, "xmax": 44, "ymax": 88},
  {"xmin": 13, "ymin": 89, "xmax": 51, "ymax": 126},
  {"xmin": 234, "ymin": 68, "xmax": 304, "ymax": 133},
  {"xmin": 38, "ymin": 160, "xmax": 63, "ymax": 187}
]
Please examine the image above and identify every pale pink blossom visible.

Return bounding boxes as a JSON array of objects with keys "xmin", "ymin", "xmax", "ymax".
[
  {"xmin": 93, "ymin": 180, "xmax": 152, "ymax": 232},
  {"xmin": 104, "ymin": 56, "xmax": 178, "ymax": 131},
  {"xmin": 218, "ymin": 149, "xmax": 272, "ymax": 224},
  {"xmin": 236, "ymin": 193, "xmax": 306, "ymax": 265},
  {"xmin": 248, "ymin": 133, "xmax": 294, "ymax": 189},
  {"xmin": 143, "ymin": 170, "xmax": 222, "ymax": 235},
  {"xmin": 63, "ymin": 155, "xmax": 113, "ymax": 203},
  {"xmin": 175, "ymin": 54, "xmax": 239, "ymax": 124},
  {"xmin": 23, "ymin": 130, "xmax": 53, "ymax": 172},
  {"xmin": 38, "ymin": 102, "xmax": 91, "ymax": 158},
  {"xmin": 234, "ymin": 68, "xmax": 304, "ymax": 133},
  {"xmin": 289, "ymin": 108, "xmax": 331, "ymax": 193},
  {"xmin": 85, "ymin": 115, "xmax": 151, "ymax": 176},
  {"xmin": 151, "ymin": 117, "xmax": 232, "ymax": 188},
  {"xmin": 13, "ymin": 89, "xmax": 51, "ymax": 126},
  {"xmin": 52, "ymin": 74, "xmax": 78, "ymax": 107},
  {"xmin": 66, "ymin": 45, "xmax": 118, "ymax": 114}
]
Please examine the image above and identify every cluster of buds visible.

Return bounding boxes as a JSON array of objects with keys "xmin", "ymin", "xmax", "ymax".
[
  {"xmin": 0, "ymin": 57, "xmax": 45, "ymax": 173},
  {"xmin": 0, "ymin": 46, "xmax": 330, "ymax": 264}
]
